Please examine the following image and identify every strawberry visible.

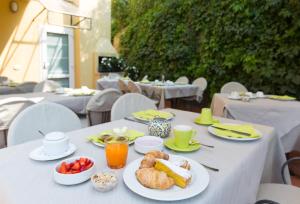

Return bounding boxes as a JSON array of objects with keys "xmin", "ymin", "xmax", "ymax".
[
  {"xmin": 79, "ymin": 158, "xmax": 87, "ymax": 166},
  {"xmin": 85, "ymin": 162, "xmax": 93, "ymax": 170},
  {"xmin": 58, "ymin": 162, "xmax": 68, "ymax": 174},
  {"xmin": 71, "ymin": 162, "xmax": 81, "ymax": 171}
]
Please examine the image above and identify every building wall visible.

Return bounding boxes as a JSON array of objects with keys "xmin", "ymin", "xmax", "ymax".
[{"xmin": 0, "ymin": 0, "xmax": 113, "ymax": 88}]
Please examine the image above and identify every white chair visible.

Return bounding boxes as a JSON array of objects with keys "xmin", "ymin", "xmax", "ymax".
[
  {"xmin": 118, "ymin": 79, "xmax": 129, "ymax": 94},
  {"xmin": 16, "ymin": 81, "xmax": 37, "ymax": 93},
  {"xmin": 256, "ymin": 157, "xmax": 300, "ymax": 204},
  {"xmin": 86, "ymin": 88, "xmax": 122, "ymax": 126},
  {"xmin": 111, "ymin": 93, "xmax": 157, "ymax": 121},
  {"xmin": 127, "ymin": 81, "xmax": 142, "ymax": 94},
  {"xmin": 34, "ymin": 80, "xmax": 61, "ymax": 92},
  {"xmin": 175, "ymin": 76, "xmax": 189, "ymax": 84},
  {"xmin": 220, "ymin": 81, "xmax": 248, "ymax": 93},
  {"xmin": 0, "ymin": 97, "xmax": 35, "ymax": 146},
  {"xmin": 7, "ymin": 102, "xmax": 81, "ymax": 146}
]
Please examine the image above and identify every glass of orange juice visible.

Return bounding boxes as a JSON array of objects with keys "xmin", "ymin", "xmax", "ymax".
[{"xmin": 105, "ymin": 136, "xmax": 128, "ymax": 169}]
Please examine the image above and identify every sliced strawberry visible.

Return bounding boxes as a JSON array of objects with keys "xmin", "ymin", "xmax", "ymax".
[
  {"xmin": 85, "ymin": 162, "xmax": 93, "ymax": 170},
  {"xmin": 71, "ymin": 162, "xmax": 81, "ymax": 171},
  {"xmin": 79, "ymin": 158, "xmax": 87, "ymax": 166}
]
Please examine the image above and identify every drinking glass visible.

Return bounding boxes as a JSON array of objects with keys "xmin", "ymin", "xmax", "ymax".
[{"xmin": 105, "ymin": 136, "xmax": 128, "ymax": 169}]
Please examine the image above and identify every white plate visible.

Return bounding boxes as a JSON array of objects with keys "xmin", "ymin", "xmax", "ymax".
[
  {"xmin": 92, "ymin": 140, "xmax": 134, "ymax": 147},
  {"xmin": 29, "ymin": 143, "xmax": 77, "ymax": 161},
  {"xmin": 123, "ymin": 154, "xmax": 209, "ymax": 201},
  {"xmin": 208, "ymin": 123, "xmax": 262, "ymax": 141},
  {"xmin": 133, "ymin": 111, "xmax": 174, "ymax": 122}
]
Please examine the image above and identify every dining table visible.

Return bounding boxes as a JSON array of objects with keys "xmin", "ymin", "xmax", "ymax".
[
  {"xmin": 0, "ymin": 109, "xmax": 289, "ymax": 204},
  {"xmin": 137, "ymin": 83, "xmax": 200, "ymax": 109},
  {"xmin": 0, "ymin": 92, "xmax": 97, "ymax": 115},
  {"xmin": 211, "ymin": 93, "xmax": 300, "ymax": 152}
]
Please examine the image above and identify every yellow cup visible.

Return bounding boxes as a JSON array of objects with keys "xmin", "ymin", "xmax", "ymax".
[
  {"xmin": 173, "ymin": 125, "xmax": 196, "ymax": 148},
  {"xmin": 199, "ymin": 108, "xmax": 213, "ymax": 124}
]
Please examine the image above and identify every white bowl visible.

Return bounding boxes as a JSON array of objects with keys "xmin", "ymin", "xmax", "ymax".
[
  {"xmin": 91, "ymin": 171, "xmax": 118, "ymax": 192},
  {"xmin": 53, "ymin": 156, "xmax": 96, "ymax": 185},
  {"xmin": 134, "ymin": 136, "xmax": 163, "ymax": 154}
]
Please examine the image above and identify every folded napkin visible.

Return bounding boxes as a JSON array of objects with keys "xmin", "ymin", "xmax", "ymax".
[
  {"xmin": 87, "ymin": 129, "xmax": 144, "ymax": 144},
  {"xmin": 269, "ymin": 95, "xmax": 296, "ymax": 100},
  {"xmin": 132, "ymin": 109, "xmax": 172, "ymax": 120},
  {"xmin": 212, "ymin": 123, "xmax": 260, "ymax": 139}
]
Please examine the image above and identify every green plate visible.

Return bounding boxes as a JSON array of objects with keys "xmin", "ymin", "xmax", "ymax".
[
  {"xmin": 164, "ymin": 138, "xmax": 201, "ymax": 152},
  {"xmin": 194, "ymin": 118, "xmax": 219, "ymax": 126}
]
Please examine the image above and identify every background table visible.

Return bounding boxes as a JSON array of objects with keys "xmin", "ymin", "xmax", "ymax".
[
  {"xmin": 96, "ymin": 78, "xmax": 123, "ymax": 90},
  {"xmin": 211, "ymin": 93, "xmax": 300, "ymax": 152},
  {"xmin": 0, "ymin": 92, "xmax": 95, "ymax": 114},
  {"xmin": 138, "ymin": 83, "xmax": 200, "ymax": 108},
  {"xmin": 0, "ymin": 109, "xmax": 288, "ymax": 204},
  {"xmin": 0, "ymin": 86, "xmax": 21, "ymax": 95}
]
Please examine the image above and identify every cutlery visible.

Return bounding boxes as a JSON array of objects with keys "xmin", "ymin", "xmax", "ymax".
[
  {"xmin": 124, "ymin": 117, "xmax": 149, "ymax": 125},
  {"xmin": 189, "ymin": 141, "xmax": 214, "ymax": 148},
  {"xmin": 198, "ymin": 162, "xmax": 219, "ymax": 172},
  {"xmin": 38, "ymin": 130, "xmax": 45, "ymax": 136},
  {"xmin": 211, "ymin": 125, "xmax": 251, "ymax": 136}
]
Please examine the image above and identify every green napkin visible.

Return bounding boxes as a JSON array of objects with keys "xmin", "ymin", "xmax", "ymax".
[
  {"xmin": 87, "ymin": 129, "xmax": 144, "ymax": 145},
  {"xmin": 212, "ymin": 124, "xmax": 260, "ymax": 139},
  {"xmin": 269, "ymin": 95, "xmax": 296, "ymax": 100},
  {"xmin": 132, "ymin": 109, "xmax": 172, "ymax": 120}
]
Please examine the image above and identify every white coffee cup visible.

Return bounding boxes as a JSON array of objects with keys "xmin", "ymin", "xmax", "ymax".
[
  {"xmin": 245, "ymin": 92, "xmax": 254, "ymax": 98},
  {"xmin": 256, "ymin": 91, "xmax": 264, "ymax": 98},
  {"xmin": 230, "ymin": 91, "xmax": 239, "ymax": 98},
  {"xmin": 43, "ymin": 132, "xmax": 69, "ymax": 156}
]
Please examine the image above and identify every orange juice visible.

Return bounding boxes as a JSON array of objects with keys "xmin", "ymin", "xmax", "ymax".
[{"xmin": 105, "ymin": 137, "xmax": 128, "ymax": 169}]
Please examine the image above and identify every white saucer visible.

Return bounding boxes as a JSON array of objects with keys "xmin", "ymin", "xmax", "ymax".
[
  {"xmin": 228, "ymin": 95, "xmax": 241, "ymax": 100},
  {"xmin": 29, "ymin": 143, "xmax": 77, "ymax": 161}
]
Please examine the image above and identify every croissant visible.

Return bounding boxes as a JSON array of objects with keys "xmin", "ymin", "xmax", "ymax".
[
  {"xmin": 136, "ymin": 168, "xmax": 174, "ymax": 190},
  {"xmin": 139, "ymin": 151, "xmax": 169, "ymax": 169}
]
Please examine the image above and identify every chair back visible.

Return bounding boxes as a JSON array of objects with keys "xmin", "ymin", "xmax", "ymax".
[
  {"xmin": 7, "ymin": 102, "xmax": 81, "ymax": 146},
  {"xmin": 127, "ymin": 81, "xmax": 142, "ymax": 94},
  {"xmin": 111, "ymin": 93, "xmax": 157, "ymax": 121},
  {"xmin": 86, "ymin": 88, "xmax": 122, "ymax": 126},
  {"xmin": 193, "ymin": 77, "xmax": 207, "ymax": 91},
  {"xmin": 0, "ymin": 97, "xmax": 35, "ymax": 131},
  {"xmin": 34, "ymin": 80, "xmax": 61, "ymax": 92},
  {"xmin": 118, "ymin": 79, "xmax": 129, "ymax": 94},
  {"xmin": 175, "ymin": 76, "xmax": 189, "ymax": 84},
  {"xmin": 220, "ymin": 82, "xmax": 248, "ymax": 93},
  {"xmin": 16, "ymin": 82, "xmax": 37, "ymax": 93}
]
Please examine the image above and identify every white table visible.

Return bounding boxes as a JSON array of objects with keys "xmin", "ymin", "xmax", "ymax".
[
  {"xmin": 138, "ymin": 83, "xmax": 200, "ymax": 108},
  {"xmin": 0, "ymin": 86, "xmax": 21, "ymax": 95},
  {"xmin": 211, "ymin": 93, "xmax": 300, "ymax": 152},
  {"xmin": 96, "ymin": 78, "xmax": 123, "ymax": 90},
  {"xmin": 0, "ymin": 109, "xmax": 288, "ymax": 204},
  {"xmin": 0, "ymin": 92, "xmax": 95, "ymax": 114}
]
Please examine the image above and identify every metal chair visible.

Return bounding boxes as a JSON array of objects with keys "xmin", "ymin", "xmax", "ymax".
[
  {"xmin": 86, "ymin": 88, "xmax": 122, "ymax": 126},
  {"xmin": 111, "ymin": 93, "xmax": 157, "ymax": 121},
  {"xmin": 127, "ymin": 81, "xmax": 142, "ymax": 94},
  {"xmin": 118, "ymin": 79, "xmax": 129, "ymax": 94},
  {"xmin": 0, "ymin": 97, "xmax": 35, "ymax": 147},
  {"xmin": 7, "ymin": 102, "xmax": 81, "ymax": 146},
  {"xmin": 256, "ymin": 157, "xmax": 300, "ymax": 204},
  {"xmin": 175, "ymin": 76, "xmax": 189, "ymax": 84},
  {"xmin": 220, "ymin": 81, "xmax": 248, "ymax": 93}
]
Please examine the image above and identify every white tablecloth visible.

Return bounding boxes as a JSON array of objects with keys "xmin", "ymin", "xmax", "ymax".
[
  {"xmin": 0, "ymin": 109, "xmax": 288, "ymax": 204},
  {"xmin": 0, "ymin": 86, "xmax": 21, "ymax": 95},
  {"xmin": 96, "ymin": 79, "xmax": 122, "ymax": 90},
  {"xmin": 211, "ymin": 93, "xmax": 300, "ymax": 152},
  {"xmin": 0, "ymin": 92, "xmax": 94, "ymax": 114},
  {"xmin": 138, "ymin": 83, "xmax": 200, "ymax": 108}
]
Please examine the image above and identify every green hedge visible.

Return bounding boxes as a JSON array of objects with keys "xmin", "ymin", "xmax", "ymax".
[{"xmin": 112, "ymin": 0, "xmax": 300, "ymax": 98}]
